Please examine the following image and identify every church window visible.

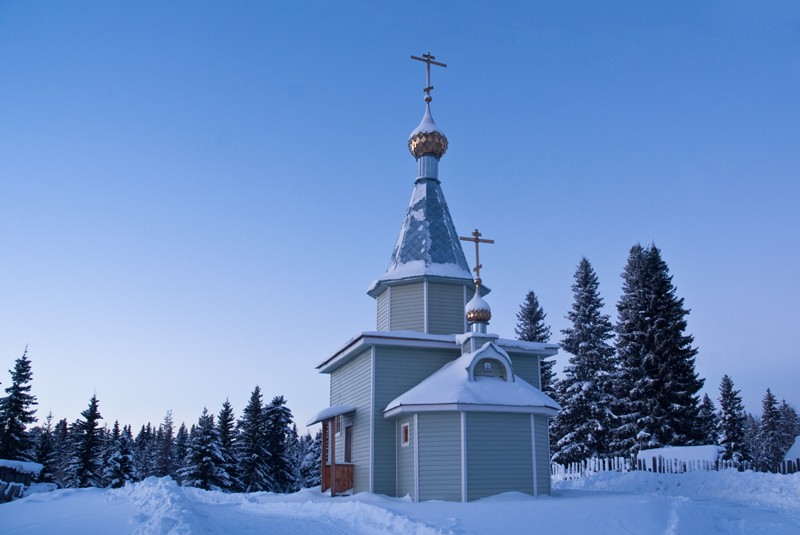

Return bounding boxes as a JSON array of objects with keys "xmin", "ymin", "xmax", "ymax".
[{"xmin": 401, "ymin": 422, "xmax": 410, "ymax": 447}]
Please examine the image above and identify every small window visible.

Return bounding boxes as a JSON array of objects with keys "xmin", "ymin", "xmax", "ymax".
[
  {"xmin": 401, "ymin": 422, "xmax": 410, "ymax": 447},
  {"xmin": 334, "ymin": 415, "xmax": 342, "ymax": 436}
]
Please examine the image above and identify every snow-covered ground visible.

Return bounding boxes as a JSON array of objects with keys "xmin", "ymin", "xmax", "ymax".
[{"xmin": 3, "ymin": 470, "xmax": 799, "ymax": 534}]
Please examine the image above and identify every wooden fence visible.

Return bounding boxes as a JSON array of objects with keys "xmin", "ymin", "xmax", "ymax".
[
  {"xmin": 552, "ymin": 456, "xmax": 755, "ymax": 481},
  {"xmin": 780, "ymin": 458, "xmax": 799, "ymax": 474}
]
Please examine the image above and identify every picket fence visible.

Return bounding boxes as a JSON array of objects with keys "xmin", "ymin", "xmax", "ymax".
[{"xmin": 551, "ymin": 455, "xmax": 757, "ymax": 481}]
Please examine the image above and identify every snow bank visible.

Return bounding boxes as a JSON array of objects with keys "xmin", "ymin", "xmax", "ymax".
[
  {"xmin": 637, "ymin": 444, "xmax": 722, "ymax": 464},
  {"xmin": 555, "ymin": 468, "xmax": 800, "ymax": 515},
  {"xmin": 0, "ymin": 459, "xmax": 43, "ymax": 475},
  {"xmin": 4, "ymin": 472, "xmax": 800, "ymax": 534},
  {"xmin": 784, "ymin": 436, "xmax": 800, "ymax": 461}
]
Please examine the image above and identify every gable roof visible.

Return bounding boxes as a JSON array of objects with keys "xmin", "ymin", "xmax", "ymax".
[{"xmin": 383, "ymin": 341, "xmax": 560, "ymax": 418}]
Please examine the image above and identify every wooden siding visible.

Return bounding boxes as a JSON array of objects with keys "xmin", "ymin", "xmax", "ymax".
[
  {"xmin": 466, "ymin": 412, "xmax": 533, "ymax": 500},
  {"xmin": 427, "ymin": 282, "xmax": 467, "ymax": 335},
  {"xmin": 373, "ymin": 346, "xmax": 457, "ymax": 496},
  {"xmin": 533, "ymin": 414, "xmax": 551, "ymax": 495},
  {"xmin": 418, "ymin": 412, "xmax": 462, "ymax": 501},
  {"xmin": 329, "ymin": 348, "xmax": 372, "ymax": 493},
  {"xmin": 509, "ymin": 352, "xmax": 541, "ymax": 389},
  {"xmin": 396, "ymin": 417, "xmax": 415, "ymax": 499},
  {"xmin": 376, "ymin": 289, "xmax": 389, "ymax": 331},
  {"xmin": 389, "ymin": 283, "xmax": 424, "ymax": 332}
]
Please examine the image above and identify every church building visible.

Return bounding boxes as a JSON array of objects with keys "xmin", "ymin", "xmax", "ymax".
[{"xmin": 308, "ymin": 54, "xmax": 559, "ymax": 502}]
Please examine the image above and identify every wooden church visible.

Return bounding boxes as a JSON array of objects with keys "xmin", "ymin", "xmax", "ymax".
[{"xmin": 308, "ymin": 54, "xmax": 559, "ymax": 502}]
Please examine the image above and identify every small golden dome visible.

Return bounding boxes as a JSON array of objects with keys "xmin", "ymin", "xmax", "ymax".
[
  {"xmin": 465, "ymin": 291, "xmax": 492, "ymax": 324},
  {"xmin": 408, "ymin": 103, "xmax": 448, "ymax": 159}
]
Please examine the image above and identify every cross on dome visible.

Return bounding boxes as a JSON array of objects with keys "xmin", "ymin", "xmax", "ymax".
[
  {"xmin": 410, "ymin": 52, "xmax": 447, "ymax": 102},
  {"xmin": 460, "ymin": 229, "xmax": 495, "ymax": 286}
]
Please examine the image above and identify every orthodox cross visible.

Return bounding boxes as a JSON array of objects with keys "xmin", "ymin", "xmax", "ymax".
[
  {"xmin": 410, "ymin": 52, "xmax": 447, "ymax": 102},
  {"xmin": 460, "ymin": 229, "xmax": 494, "ymax": 282}
]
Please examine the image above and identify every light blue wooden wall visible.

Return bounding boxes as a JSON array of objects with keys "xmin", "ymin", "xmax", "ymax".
[
  {"xmin": 465, "ymin": 412, "xmax": 533, "ymax": 500},
  {"xmin": 373, "ymin": 346, "xmax": 456, "ymax": 496},
  {"xmin": 389, "ymin": 283, "xmax": 424, "ymax": 331},
  {"xmin": 396, "ymin": 416, "xmax": 415, "ymax": 499},
  {"xmin": 329, "ymin": 348, "xmax": 372, "ymax": 492},
  {"xmin": 533, "ymin": 414, "xmax": 551, "ymax": 495},
  {"xmin": 509, "ymin": 352, "xmax": 541, "ymax": 389},
  {"xmin": 376, "ymin": 289, "xmax": 389, "ymax": 331},
  {"xmin": 418, "ymin": 412, "xmax": 462, "ymax": 501},
  {"xmin": 427, "ymin": 282, "xmax": 466, "ymax": 335}
]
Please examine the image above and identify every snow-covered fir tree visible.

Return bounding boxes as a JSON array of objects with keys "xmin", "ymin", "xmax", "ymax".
[
  {"xmin": 0, "ymin": 348, "xmax": 38, "ymax": 460},
  {"xmin": 178, "ymin": 408, "xmax": 231, "ymax": 491},
  {"xmin": 236, "ymin": 386, "xmax": 272, "ymax": 492},
  {"xmin": 154, "ymin": 411, "xmax": 176, "ymax": 478},
  {"xmin": 216, "ymin": 399, "xmax": 239, "ymax": 491},
  {"xmin": 67, "ymin": 394, "xmax": 104, "ymax": 488},
  {"xmin": 515, "ymin": 290, "xmax": 556, "ymax": 397},
  {"xmin": 104, "ymin": 421, "xmax": 137, "ymax": 488},
  {"xmin": 174, "ymin": 422, "xmax": 189, "ymax": 480},
  {"xmin": 134, "ymin": 423, "xmax": 155, "ymax": 478},
  {"xmin": 697, "ymin": 394, "xmax": 718, "ymax": 445},
  {"xmin": 609, "ymin": 244, "xmax": 704, "ymax": 456},
  {"xmin": 32, "ymin": 413, "xmax": 57, "ymax": 483},
  {"xmin": 755, "ymin": 388, "xmax": 784, "ymax": 472},
  {"xmin": 51, "ymin": 417, "xmax": 70, "ymax": 487},
  {"xmin": 551, "ymin": 257, "xmax": 616, "ymax": 464},
  {"xmin": 299, "ymin": 430, "xmax": 322, "ymax": 488},
  {"xmin": 264, "ymin": 395, "xmax": 297, "ymax": 493},
  {"xmin": 717, "ymin": 374, "xmax": 748, "ymax": 461},
  {"xmin": 778, "ymin": 400, "xmax": 800, "ymax": 455}
]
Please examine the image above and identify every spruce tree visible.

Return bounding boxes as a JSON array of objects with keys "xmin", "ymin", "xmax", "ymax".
[
  {"xmin": 33, "ymin": 413, "xmax": 56, "ymax": 483},
  {"xmin": 610, "ymin": 244, "xmax": 704, "ymax": 456},
  {"xmin": 717, "ymin": 374, "xmax": 748, "ymax": 461},
  {"xmin": 174, "ymin": 423, "xmax": 189, "ymax": 480},
  {"xmin": 0, "ymin": 348, "xmax": 38, "ymax": 460},
  {"xmin": 236, "ymin": 386, "xmax": 272, "ymax": 492},
  {"xmin": 755, "ymin": 388, "xmax": 783, "ymax": 472},
  {"xmin": 299, "ymin": 430, "xmax": 322, "ymax": 488},
  {"xmin": 155, "ymin": 411, "xmax": 176, "ymax": 478},
  {"xmin": 104, "ymin": 422, "xmax": 137, "ymax": 488},
  {"xmin": 778, "ymin": 400, "xmax": 799, "ymax": 458},
  {"xmin": 264, "ymin": 395, "xmax": 297, "ymax": 493},
  {"xmin": 67, "ymin": 394, "xmax": 104, "ymax": 487},
  {"xmin": 515, "ymin": 290, "xmax": 556, "ymax": 397},
  {"xmin": 551, "ymin": 257, "xmax": 616, "ymax": 463},
  {"xmin": 178, "ymin": 408, "xmax": 231, "ymax": 491},
  {"xmin": 217, "ymin": 399, "xmax": 239, "ymax": 491},
  {"xmin": 697, "ymin": 394, "xmax": 718, "ymax": 444}
]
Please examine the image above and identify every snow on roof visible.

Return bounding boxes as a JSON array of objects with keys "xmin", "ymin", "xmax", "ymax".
[
  {"xmin": 784, "ymin": 435, "xmax": 800, "ymax": 461},
  {"xmin": 384, "ymin": 342, "xmax": 560, "ymax": 416},
  {"xmin": 409, "ymin": 103, "xmax": 443, "ymax": 138},
  {"xmin": 637, "ymin": 445, "xmax": 722, "ymax": 464},
  {"xmin": 0, "ymin": 459, "xmax": 43, "ymax": 475},
  {"xmin": 306, "ymin": 405, "xmax": 356, "ymax": 426},
  {"xmin": 369, "ymin": 177, "xmax": 472, "ymax": 295}
]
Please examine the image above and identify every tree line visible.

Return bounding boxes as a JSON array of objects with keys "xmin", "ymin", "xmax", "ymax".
[
  {"xmin": 515, "ymin": 243, "xmax": 800, "ymax": 472},
  {"xmin": 0, "ymin": 351, "xmax": 322, "ymax": 491}
]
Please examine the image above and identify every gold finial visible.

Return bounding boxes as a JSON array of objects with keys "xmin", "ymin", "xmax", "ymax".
[
  {"xmin": 410, "ymin": 52, "xmax": 447, "ymax": 102},
  {"xmin": 459, "ymin": 229, "xmax": 495, "ymax": 287}
]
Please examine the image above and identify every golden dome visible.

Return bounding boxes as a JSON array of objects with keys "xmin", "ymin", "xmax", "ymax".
[
  {"xmin": 408, "ymin": 103, "xmax": 448, "ymax": 159},
  {"xmin": 465, "ymin": 290, "xmax": 492, "ymax": 324}
]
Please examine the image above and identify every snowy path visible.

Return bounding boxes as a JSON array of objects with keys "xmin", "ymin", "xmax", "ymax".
[{"xmin": 3, "ymin": 472, "xmax": 800, "ymax": 534}]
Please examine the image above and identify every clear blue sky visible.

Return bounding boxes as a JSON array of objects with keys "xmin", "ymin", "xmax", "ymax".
[{"xmin": 1, "ymin": 1, "xmax": 798, "ymax": 433}]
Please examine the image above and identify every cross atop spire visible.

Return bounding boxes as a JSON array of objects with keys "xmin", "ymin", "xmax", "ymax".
[
  {"xmin": 459, "ymin": 229, "xmax": 494, "ymax": 285},
  {"xmin": 411, "ymin": 52, "xmax": 447, "ymax": 102}
]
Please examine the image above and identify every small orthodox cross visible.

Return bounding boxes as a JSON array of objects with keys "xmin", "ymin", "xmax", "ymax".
[
  {"xmin": 460, "ymin": 229, "xmax": 494, "ymax": 282},
  {"xmin": 410, "ymin": 52, "xmax": 447, "ymax": 102}
]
